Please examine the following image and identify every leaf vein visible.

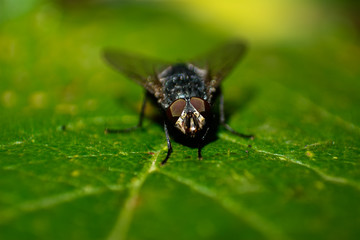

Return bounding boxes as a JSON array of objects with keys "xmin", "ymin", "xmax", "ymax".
[
  {"xmin": 106, "ymin": 144, "xmax": 163, "ymax": 240},
  {"xmin": 159, "ymin": 170, "xmax": 291, "ymax": 240},
  {"xmin": 0, "ymin": 185, "xmax": 123, "ymax": 225},
  {"xmin": 219, "ymin": 134, "xmax": 360, "ymax": 191}
]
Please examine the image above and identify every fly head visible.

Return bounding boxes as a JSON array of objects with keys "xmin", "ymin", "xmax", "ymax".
[{"xmin": 166, "ymin": 97, "xmax": 211, "ymax": 138}]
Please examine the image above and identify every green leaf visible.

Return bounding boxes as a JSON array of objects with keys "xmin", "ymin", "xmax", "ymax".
[{"xmin": 1, "ymin": 2, "xmax": 360, "ymax": 240}]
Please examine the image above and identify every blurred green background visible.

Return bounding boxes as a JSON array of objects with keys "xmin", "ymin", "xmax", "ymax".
[{"xmin": 1, "ymin": 0, "xmax": 360, "ymax": 240}]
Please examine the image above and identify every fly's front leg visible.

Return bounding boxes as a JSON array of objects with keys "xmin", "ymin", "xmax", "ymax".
[
  {"xmin": 219, "ymin": 93, "xmax": 254, "ymax": 139},
  {"xmin": 198, "ymin": 127, "xmax": 210, "ymax": 160},
  {"xmin": 105, "ymin": 93, "xmax": 147, "ymax": 134},
  {"xmin": 161, "ymin": 123, "xmax": 173, "ymax": 165}
]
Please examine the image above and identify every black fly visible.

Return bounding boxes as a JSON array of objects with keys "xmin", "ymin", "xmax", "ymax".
[{"xmin": 103, "ymin": 41, "xmax": 253, "ymax": 165}]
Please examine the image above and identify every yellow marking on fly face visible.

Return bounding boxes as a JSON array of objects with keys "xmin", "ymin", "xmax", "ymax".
[
  {"xmin": 193, "ymin": 111, "xmax": 205, "ymax": 127},
  {"xmin": 174, "ymin": 108, "xmax": 206, "ymax": 135},
  {"xmin": 175, "ymin": 110, "xmax": 187, "ymax": 134}
]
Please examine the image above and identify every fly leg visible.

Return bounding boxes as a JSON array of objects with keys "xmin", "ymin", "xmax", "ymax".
[
  {"xmin": 105, "ymin": 93, "xmax": 147, "ymax": 134},
  {"xmin": 161, "ymin": 123, "xmax": 173, "ymax": 165},
  {"xmin": 198, "ymin": 127, "xmax": 210, "ymax": 160},
  {"xmin": 219, "ymin": 93, "xmax": 254, "ymax": 139}
]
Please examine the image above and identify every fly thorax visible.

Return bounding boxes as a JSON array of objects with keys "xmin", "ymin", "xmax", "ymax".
[{"xmin": 158, "ymin": 64, "xmax": 208, "ymax": 109}]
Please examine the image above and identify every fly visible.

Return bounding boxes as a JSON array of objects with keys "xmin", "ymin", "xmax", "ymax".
[{"xmin": 103, "ymin": 41, "xmax": 253, "ymax": 165}]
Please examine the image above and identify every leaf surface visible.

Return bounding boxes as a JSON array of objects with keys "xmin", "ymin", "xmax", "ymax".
[{"xmin": 0, "ymin": 2, "xmax": 359, "ymax": 240}]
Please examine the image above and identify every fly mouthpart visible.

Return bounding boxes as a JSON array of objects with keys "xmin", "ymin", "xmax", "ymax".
[
  {"xmin": 174, "ymin": 108, "xmax": 206, "ymax": 137},
  {"xmin": 185, "ymin": 112, "xmax": 204, "ymax": 137},
  {"xmin": 189, "ymin": 117, "xmax": 196, "ymax": 133}
]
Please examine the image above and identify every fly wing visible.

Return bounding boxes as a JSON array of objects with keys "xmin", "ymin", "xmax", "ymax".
[
  {"xmin": 103, "ymin": 49, "xmax": 170, "ymax": 99},
  {"xmin": 190, "ymin": 41, "xmax": 247, "ymax": 90}
]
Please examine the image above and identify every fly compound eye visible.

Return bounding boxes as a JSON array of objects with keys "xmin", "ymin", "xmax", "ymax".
[
  {"xmin": 170, "ymin": 99, "xmax": 186, "ymax": 117},
  {"xmin": 190, "ymin": 97, "xmax": 210, "ymax": 115},
  {"xmin": 166, "ymin": 99, "xmax": 186, "ymax": 121}
]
